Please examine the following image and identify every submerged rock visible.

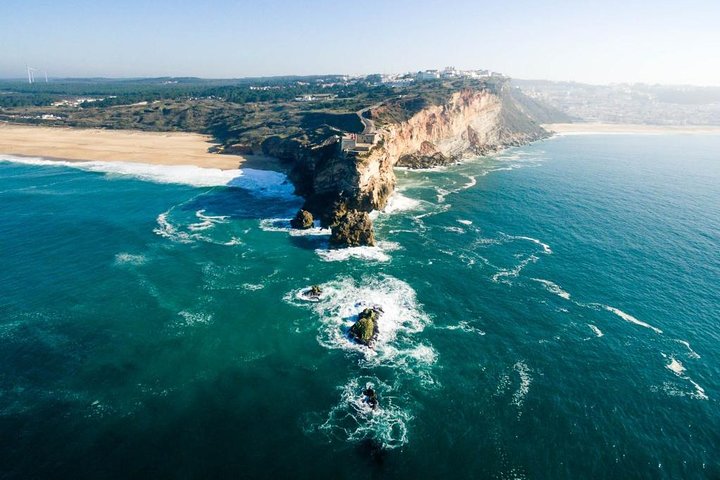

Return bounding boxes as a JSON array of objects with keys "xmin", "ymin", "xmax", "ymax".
[
  {"xmin": 330, "ymin": 209, "xmax": 375, "ymax": 247},
  {"xmin": 349, "ymin": 307, "xmax": 380, "ymax": 347},
  {"xmin": 290, "ymin": 209, "xmax": 314, "ymax": 229},
  {"xmin": 363, "ymin": 387, "xmax": 378, "ymax": 409}
]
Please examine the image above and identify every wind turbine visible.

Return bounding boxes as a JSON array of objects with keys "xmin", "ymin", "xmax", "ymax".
[{"xmin": 25, "ymin": 66, "xmax": 47, "ymax": 84}]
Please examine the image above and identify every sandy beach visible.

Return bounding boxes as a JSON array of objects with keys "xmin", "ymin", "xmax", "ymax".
[
  {"xmin": 0, "ymin": 123, "xmax": 280, "ymax": 170},
  {"xmin": 544, "ymin": 123, "xmax": 720, "ymax": 135}
]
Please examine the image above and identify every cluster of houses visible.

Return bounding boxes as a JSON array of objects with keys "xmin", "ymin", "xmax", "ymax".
[
  {"xmin": 51, "ymin": 97, "xmax": 111, "ymax": 107},
  {"xmin": 380, "ymin": 67, "xmax": 503, "ymax": 85},
  {"xmin": 340, "ymin": 132, "xmax": 380, "ymax": 152},
  {"xmin": 293, "ymin": 93, "xmax": 337, "ymax": 102}
]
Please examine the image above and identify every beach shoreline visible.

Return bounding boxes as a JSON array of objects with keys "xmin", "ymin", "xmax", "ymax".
[
  {"xmin": 543, "ymin": 123, "xmax": 720, "ymax": 135},
  {"xmin": 0, "ymin": 123, "xmax": 282, "ymax": 171}
]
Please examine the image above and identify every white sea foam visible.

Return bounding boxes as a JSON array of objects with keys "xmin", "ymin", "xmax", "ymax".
[
  {"xmin": 441, "ymin": 226, "xmax": 465, "ymax": 234},
  {"xmin": 154, "ymin": 212, "xmax": 195, "ymax": 243},
  {"xmin": 2, "ymin": 155, "xmax": 241, "ymax": 186},
  {"xmin": 114, "ymin": 252, "xmax": 147, "ymax": 266},
  {"xmin": 1, "ymin": 156, "xmax": 296, "ymax": 197},
  {"xmin": 674, "ymin": 339, "xmax": 701, "ymax": 359},
  {"xmin": 659, "ymin": 354, "xmax": 708, "ymax": 400},
  {"xmin": 588, "ymin": 324, "xmax": 604, "ymax": 337},
  {"xmin": 285, "ymin": 275, "xmax": 435, "ymax": 374},
  {"xmin": 531, "ymin": 278, "xmax": 571, "ymax": 300},
  {"xmin": 666, "ymin": 357, "xmax": 685, "ymax": 375},
  {"xmin": 222, "ymin": 237, "xmax": 243, "ymax": 246},
  {"xmin": 187, "ymin": 209, "xmax": 229, "ymax": 231},
  {"xmin": 381, "ymin": 192, "xmax": 421, "ymax": 214},
  {"xmin": 436, "ymin": 187, "xmax": 450, "ymax": 203},
  {"xmin": 511, "ymin": 362, "xmax": 532, "ymax": 415},
  {"xmin": 317, "ymin": 377, "xmax": 411, "ymax": 449},
  {"xmin": 315, "ymin": 241, "xmax": 400, "ymax": 263},
  {"xmin": 491, "ymin": 255, "xmax": 539, "ymax": 284},
  {"xmin": 602, "ymin": 305, "xmax": 663, "ymax": 334},
  {"xmin": 440, "ymin": 321, "xmax": 486, "ymax": 336},
  {"xmin": 177, "ymin": 310, "xmax": 213, "ymax": 326},
  {"xmin": 259, "ymin": 218, "xmax": 331, "ymax": 237},
  {"xmin": 242, "ymin": 283, "xmax": 265, "ymax": 291},
  {"xmin": 688, "ymin": 379, "xmax": 709, "ymax": 400},
  {"xmin": 462, "ymin": 175, "xmax": 477, "ymax": 189},
  {"xmin": 505, "ymin": 234, "xmax": 553, "ymax": 254}
]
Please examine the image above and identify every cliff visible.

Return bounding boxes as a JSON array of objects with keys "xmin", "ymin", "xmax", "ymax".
[{"xmin": 267, "ymin": 80, "xmax": 549, "ymax": 246}]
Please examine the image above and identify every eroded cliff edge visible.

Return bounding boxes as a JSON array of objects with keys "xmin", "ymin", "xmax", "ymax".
[{"xmin": 264, "ymin": 80, "xmax": 550, "ymax": 246}]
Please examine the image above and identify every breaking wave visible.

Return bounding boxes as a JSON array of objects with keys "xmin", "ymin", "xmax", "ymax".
[
  {"xmin": 285, "ymin": 275, "xmax": 435, "ymax": 375},
  {"xmin": 1, "ymin": 156, "xmax": 296, "ymax": 197},
  {"xmin": 315, "ymin": 377, "xmax": 411, "ymax": 449}
]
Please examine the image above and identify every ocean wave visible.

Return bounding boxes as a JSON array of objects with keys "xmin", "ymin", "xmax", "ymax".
[
  {"xmin": 674, "ymin": 339, "xmax": 701, "ymax": 359},
  {"xmin": 1, "ymin": 156, "xmax": 296, "ymax": 198},
  {"xmin": 441, "ymin": 226, "xmax": 466, "ymax": 234},
  {"xmin": 2, "ymin": 155, "xmax": 241, "ymax": 187},
  {"xmin": 187, "ymin": 209, "xmax": 228, "ymax": 231},
  {"xmin": 381, "ymin": 192, "xmax": 421, "ymax": 214},
  {"xmin": 436, "ymin": 187, "xmax": 450, "ymax": 203},
  {"xmin": 438, "ymin": 321, "xmax": 486, "ymax": 336},
  {"xmin": 665, "ymin": 356, "xmax": 685, "ymax": 375},
  {"xmin": 658, "ymin": 353, "xmax": 708, "ymax": 400},
  {"xmin": 154, "ymin": 212, "xmax": 195, "ymax": 244},
  {"xmin": 259, "ymin": 218, "xmax": 331, "ymax": 237},
  {"xmin": 491, "ymin": 255, "xmax": 539, "ymax": 284},
  {"xmin": 503, "ymin": 234, "xmax": 553, "ymax": 254},
  {"xmin": 531, "ymin": 278, "xmax": 571, "ymax": 300},
  {"xmin": 316, "ymin": 377, "xmax": 411, "ymax": 449},
  {"xmin": 462, "ymin": 175, "xmax": 477, "ymax": 189},
  {"xmin": 588, "ymin": 324, "xmax": 604, "ymax": 337},
  {"xmin": 285, "ymin": 275, "xmax": 435, "ymax": 374},
  {"xmin": 599, "ymin": 305, "xmax": 663, "ymax": 334},
  {"xmin": 315, "ymin": 241, "xmax": 400, "ymax": 263},
  {"xmin": 154, "ymin": 209, "xmax": 244, "ymax": 246}
]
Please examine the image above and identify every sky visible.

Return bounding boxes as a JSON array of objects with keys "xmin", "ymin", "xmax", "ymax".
[{"xmin": 1, "ymin": 0, "xmax": 719, "ymax": 85}]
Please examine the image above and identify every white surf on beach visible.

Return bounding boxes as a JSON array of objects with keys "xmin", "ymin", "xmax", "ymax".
[{"xmin": 0, "ymin": 155, "xmax": 295, "ymax": 196}]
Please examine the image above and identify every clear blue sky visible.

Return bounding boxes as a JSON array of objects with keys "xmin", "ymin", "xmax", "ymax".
[{"xmin": 2, "ymin": 0, "xmax": 719, "ymax": 85}]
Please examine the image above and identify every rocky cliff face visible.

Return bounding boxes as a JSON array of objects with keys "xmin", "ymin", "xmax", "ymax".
[{"xmin": 273, "ymin": 84, "xmax": 548, "ymax": 246}]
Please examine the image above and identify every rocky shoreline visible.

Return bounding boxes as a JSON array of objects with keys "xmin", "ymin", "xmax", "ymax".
[{"xmin": 263, "ymin": 82, "xmax": 550, "ymax": 246}]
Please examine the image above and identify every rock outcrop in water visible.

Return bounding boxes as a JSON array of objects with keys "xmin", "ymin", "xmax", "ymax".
[
  {"xmin": 304, "ymin": 285, "xmax": 322, "ymax": 300},
  {"xmin": 349, "ymin": 307, "xmax": 381, "ymax": 346},
  {"xmin": 330, "ymin": 209, "xmax": 375, "ymax": 247},
  {"xmin": 264, "ymin": 79, "xmax": 549, "ymax": 246},
  {"xmin": 290, "ymin": 209, "xmax": 314, "ymax": 229}
]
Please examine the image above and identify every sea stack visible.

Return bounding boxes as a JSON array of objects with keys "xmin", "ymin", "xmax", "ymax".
[{"xmin": 349, "ymin": 307, "xmax": 381, "ymax": 347}]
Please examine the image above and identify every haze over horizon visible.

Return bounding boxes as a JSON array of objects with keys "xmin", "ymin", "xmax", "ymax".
[{"xmin": 2, "ymin": 0, "xmax": 719, "ymax": 86}]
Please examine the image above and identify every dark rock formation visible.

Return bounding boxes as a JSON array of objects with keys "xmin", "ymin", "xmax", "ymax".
[
  {"xmin": 330, "ymin": 210, "xmax": 375, "ymax": 247},
  {"xmin": 304, "ymin": 285, "xmax": 322, "ymax": 299},
  {"xmin": 396, "ymin": 151, "xmax": 451, "ymax": 168},
  {"xmin": 290, "ymin": 209, "xmax": 314, "ymax": 229},
  {"xmin": 396, "ymin": 141, "xmax": 452, "ymax": 168},
  {"xmin": 363, "ymin": 387, "xmax": 378, "ymax": 409},
  {"xmin": 349, "ymin": 307, "xmax": 381, "ymax": 346}
]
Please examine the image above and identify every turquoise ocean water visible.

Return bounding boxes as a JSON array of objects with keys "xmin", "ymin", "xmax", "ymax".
[{"xmin": 1, "ymin": 134, "xmax": 719, "ymax": 479}]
